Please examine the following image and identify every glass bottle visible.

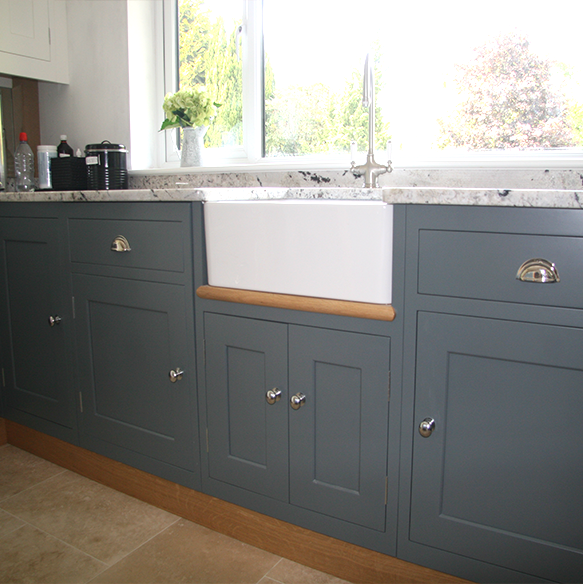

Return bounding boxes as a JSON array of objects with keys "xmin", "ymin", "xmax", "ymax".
[{"xmin": 57, "ymin": 135, "xmax": 74, "ymax": 158}]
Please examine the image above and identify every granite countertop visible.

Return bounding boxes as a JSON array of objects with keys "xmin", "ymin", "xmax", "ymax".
[
  {"xmin": 2, "ymin": 186, "xmax": 583, "ymax": 208},
  {"xmin": 2, "ymin": 166, "xmax": 583, "ymax": 207}
]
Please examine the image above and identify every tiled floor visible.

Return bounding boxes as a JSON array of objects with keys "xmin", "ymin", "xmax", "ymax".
[{"xmin": 0, "ymin": 444, "xmax": 350, "ymax": 584}]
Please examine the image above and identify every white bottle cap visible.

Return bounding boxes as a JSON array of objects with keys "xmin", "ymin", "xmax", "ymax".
[
  {"xmin": 37, "ymin": 145, "xmax": 58, "ymax": 152},
  {"xmin": 60, "ymin": 135, "xmax": 67, "ymax": 140}
]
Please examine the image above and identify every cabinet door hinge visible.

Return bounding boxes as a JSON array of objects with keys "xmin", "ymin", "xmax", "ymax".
[
  {"xmin": 205, "ymin": 427, "xmax": 209, "ymax": 453},
  {"xmin": 71, "ymin": 296, "xmax": 76, "ymax": 319},
  {"xmin": 79, "ymin": 392, "xmax": 83, "ymax": 413}
]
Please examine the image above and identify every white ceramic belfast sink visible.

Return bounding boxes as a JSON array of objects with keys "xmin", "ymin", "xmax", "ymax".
[{"xmin": 204, "ymin": 199, "xmax": 393, "ymax": 304}]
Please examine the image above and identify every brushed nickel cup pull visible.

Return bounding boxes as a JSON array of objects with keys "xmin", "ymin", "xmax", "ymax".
[
  {"xmin": 111, "ymin": 235, "xmax": 131, "ymax": 252},
  {"xmin": 169, "ymin": 368, "xmax": 184, "ymax": 383},
  {"xmin": 48, "ymin": 315, "xmax": 62, "ymax": 327},
  {"xmin": 266, "ymin": 388, "xmax": 282, "ymax": 405},
  {"xmin": 419, "ymin": 417, "xmax": 436, "ymax": 438},
  {"xmin": 516, "ymin": 259, "xmax": 559, "ymax": 283},
  {"xmin": 290, "ymin": 393, "xmax": 306, "ymax": 410}
]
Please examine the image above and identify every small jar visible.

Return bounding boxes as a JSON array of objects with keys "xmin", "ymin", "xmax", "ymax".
[{"xmin": 37, "ymin": 145, "xmax": 58, "ymax": 190}]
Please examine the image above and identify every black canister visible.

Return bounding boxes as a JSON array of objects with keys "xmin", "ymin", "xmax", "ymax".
[{"xmin": 85, "ymin": 141, "xmax": 128, "ymax": 190}]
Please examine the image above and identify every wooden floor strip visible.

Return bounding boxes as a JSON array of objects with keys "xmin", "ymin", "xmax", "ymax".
[
  {"xmin": 0, "ymin": 418, "xmax": 6, "ymax": 446},
  {"xmin": 4, "ymin": 420, "xmax": 470, "ymax": 584}
]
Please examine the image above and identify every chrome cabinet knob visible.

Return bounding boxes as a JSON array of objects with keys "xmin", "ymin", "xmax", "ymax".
[
  {"xmin": 266, "ymin": 388, "xmax": 282, "ymax": 405},
  {"xmin": 111, "ymin": 235, "xmax": 132, "ymax": 252},
  {"xmin": 516, "ymin": 258, "xmax": 559, "ymax": 283},
  {"xmin": 290, "ymin": 393, "xmax": 306, "ymax": 410},
  {"xmin": 48, "ymin": 315, "xmax": 62, "ymax": 327},
  {"xmin": 169, "ymin": 368, "xmax": 184, "ymax": 382},
  {"xmin": 418, "ymin": 417, "xmax": 436, "ymax": 438}
]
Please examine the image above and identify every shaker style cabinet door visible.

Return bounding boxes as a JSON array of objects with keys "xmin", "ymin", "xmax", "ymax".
[
  {"xmin": 288, "ymin": 326, "xmax": 390, "ymax": 532},
  {"xmin": 73, "ymin": 273, "xmax": 196, "ymax": 472},
  {"xmin": 0, "ymin": 0, "xmax": 50, "ymax": 60},
  {"xmin": 0, "ymin": 217, "xmax": 76, "ymax": 434},
  {"xmin": 204, "ymin": 313, "xmax": 289, "ymax": 501},
  {"xmin": 410, "ymin": 311, "xmax": 583, "ymax": 583}
]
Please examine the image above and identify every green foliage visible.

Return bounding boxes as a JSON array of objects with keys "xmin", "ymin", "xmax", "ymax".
[
  {"xmin": 160, "ymin": 87, "xmax": 218, "ymax": 130},
  {"xmin": 437, "ymin": 33, "xmax": 575, "ymax": 150},
  {"xmin": 178, "ymin": 0, "xmax": 390, "ymax": 155},
  {"xmin": 178, "ymin": 0, "xmax": 242, "ymax": 147},
  {"xmin": 265, "ymin": 53, "xmax": 390, "ymax": 156}
]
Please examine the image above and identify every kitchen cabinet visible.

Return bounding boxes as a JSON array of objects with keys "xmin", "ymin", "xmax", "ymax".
[
  {"xmin": 400, "ymin": 205, "xmax": 583, "ymax": 583},
  {"xmin": 0, "ymin": 207, "xmax": 77, "ymax": 442},
  {"xmin": 204, "ymin": 312, "xmax": 390, "ymax": 533},
  {"xmin": 69, "ymin": 203, "xmax": 200, "ymax": 488},
  {"xmin": 0, "ymin": 0, "xmax": 69, "ymax": 84}
]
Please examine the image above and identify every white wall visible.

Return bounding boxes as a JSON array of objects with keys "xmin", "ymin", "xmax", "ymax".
[{"xmin": 38, "ymin": 0, "xmax": 162, "ymax": 169}]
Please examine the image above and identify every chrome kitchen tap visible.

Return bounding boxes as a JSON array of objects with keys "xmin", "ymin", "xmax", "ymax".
[{"xmin": 350, "ymin": 53, "xmax": 392, "ymax": 188}]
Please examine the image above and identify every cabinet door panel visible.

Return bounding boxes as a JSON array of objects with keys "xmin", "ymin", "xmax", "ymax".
[
  {"xmin": 0, "ymin": 217, "xmax": 74, "ymax": 428},
  {"xmin": 411, "ymin": 312, "xmax": 583, "ymax": 582},
  {"xmin": 0, "ymin": 0, "xmax": 50, "ymax": 60},
  {"xmin": 289, "ymin": 326, "xmax": 390, "ymax": 532},
  {"xmin": 205, "ymin": 313, "xmax": 288, "ymax": 501},
  {"xmin": 74, "ymin": 274, "xmax": 195, "ymax": 470}
]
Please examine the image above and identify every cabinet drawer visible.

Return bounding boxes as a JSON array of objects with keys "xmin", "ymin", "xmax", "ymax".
[
  {"xmin": 418, "ymin": 229, "xmax": 583, "ymax": 309},
  {"xmin": 69, "ymin": 217, "xmax": 185, "ymax": 273}
]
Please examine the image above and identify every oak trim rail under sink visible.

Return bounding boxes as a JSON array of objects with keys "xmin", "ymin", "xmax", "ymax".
[{"xmin": 196, "ymin": 285, "xmax": 396, "ymax": 322}]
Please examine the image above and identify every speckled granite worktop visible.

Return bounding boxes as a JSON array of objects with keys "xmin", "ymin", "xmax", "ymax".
[
  {"xmin": 2, "ymin": 167, "xmax": 583, "ymax": 208},
  {"xmin": 3, "ymin": 187, "xmax": 583, "ymax": 209}
]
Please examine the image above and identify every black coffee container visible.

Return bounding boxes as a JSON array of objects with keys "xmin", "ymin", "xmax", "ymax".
[{"xmin": 85, "ymin": 141, "xmax": 128, "ymax": 190}]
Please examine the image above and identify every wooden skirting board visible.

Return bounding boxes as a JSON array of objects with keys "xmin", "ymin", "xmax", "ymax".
[
  {"xmin": 196, "ymin": 286, "xmax": 396, "ymax": 322},
  {"xmin": 2, "ymin": 420, "xmax": 470, "ymax": 584}
]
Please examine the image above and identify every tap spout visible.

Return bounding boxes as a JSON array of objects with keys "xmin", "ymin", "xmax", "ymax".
[
  {"xmin": 363, "ymin": 53, "xmax": 375, "ymax": 157},
  {"xmin": 351, "ymin": 53, "xmax": 392, "ymax": 188}
]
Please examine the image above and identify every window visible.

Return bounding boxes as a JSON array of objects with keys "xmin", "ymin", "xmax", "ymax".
[{"xmin": 166, "ymin": 0, "xmax": 583, "ymax": 168}]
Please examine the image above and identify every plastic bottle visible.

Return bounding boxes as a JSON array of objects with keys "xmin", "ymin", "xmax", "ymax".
[
  {"xmin": 15, "ymin": 132, "xmax": 35, "ymax": 192},
  {"xmin": 57, "ymin": 135, "xmax": 74, "ymax": 158},
  {"xmin": 37, "ymin": 145, "xmax": 58, "ymax": 189}
]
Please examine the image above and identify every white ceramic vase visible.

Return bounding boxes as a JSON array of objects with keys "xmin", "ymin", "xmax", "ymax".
[{"xmin": 180, "ymin": 126, "xmax": 207, "ymax": 167}]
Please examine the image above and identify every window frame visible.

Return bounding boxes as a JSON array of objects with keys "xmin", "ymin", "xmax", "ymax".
[{"xmin": 160, "ymin": 0, "xmax": 583, "ymax": 172}]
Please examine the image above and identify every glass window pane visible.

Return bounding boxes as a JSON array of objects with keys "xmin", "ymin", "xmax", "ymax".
[
  {"xmin": 264, "ymin": 0, "xmax": 583, "ymax": 159},
  {"xmin": 178, "ymin": 0, "xmax": 243, "ymax": 148}
]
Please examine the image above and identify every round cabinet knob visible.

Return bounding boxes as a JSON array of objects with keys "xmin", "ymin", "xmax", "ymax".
[
  {"xmin": 266, "ymin": 388, "xmax": 282, "ymax": 405},
  {"xmin": 169, "ymin": 368, "xmax": 184, "ymax": 383},
  {"xmin": 418, "ymin": 417, "xmax": 436, "ymax": 438},
  {"xmin": 48, "ymin": 315, "xmax": 62, "ymax": 327},
  {"xmin": 290, "ymin": 393, "xmax": 306, "ymax": 410},
  {"xmin": 111, "ymin": 235, "xmax": 132, "ymax": 252}
]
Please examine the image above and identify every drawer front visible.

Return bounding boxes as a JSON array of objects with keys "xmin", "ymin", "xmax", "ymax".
[
  {"xmin": 418, "ymin": 229, "xmax": 583, "ymax": 309},
  {"xmin": 69, "ymin": 217, "xmax": 185, "ymax": 273}
]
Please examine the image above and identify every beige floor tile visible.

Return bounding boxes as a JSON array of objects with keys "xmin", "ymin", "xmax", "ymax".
[
  {"xmin": 0, "ymin": 470, "xmax": 179, "ymax": 565},
  {"xmin": 90, "ymin": 518, "xmax": 281, "ymax": 584},
  {"xmin": 0, "ymin": 445, "xmax": 65, "ymax": 501},
  {"xmin": 265, "ymin": 558, "xmax": 351, "ymax": 584},
  {"xmin": 0, "ymin": 509, "xmax": 25, "ymax": 538},
  {"xmin": 0, "ymin": 523, "xmax": 106, "ymax": 584}
]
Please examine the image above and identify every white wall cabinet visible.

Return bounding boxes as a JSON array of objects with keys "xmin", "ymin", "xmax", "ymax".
[{"xmin": 0, "ymin": 0, "xmax": 68, "ymax": 84}]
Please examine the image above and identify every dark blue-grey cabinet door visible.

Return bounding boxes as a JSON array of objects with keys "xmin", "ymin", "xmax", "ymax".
[
  {"xmin": 73, "ymin": 273, "xmax": 195, "ymax": 471},
  {"xmin": 411, "ymin": 311, "xmax": 583, "ymax": 582},
  {"xmin": 205, "ymin": 313, "xmax": 288, "ymax": 501},
  {"xmin": 289, "ymin": 326, "xmax": 390, "ymax": 532},
  {"xmin": 0, "ymin": 217, "xmax": 75, "ymax": 431}
]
